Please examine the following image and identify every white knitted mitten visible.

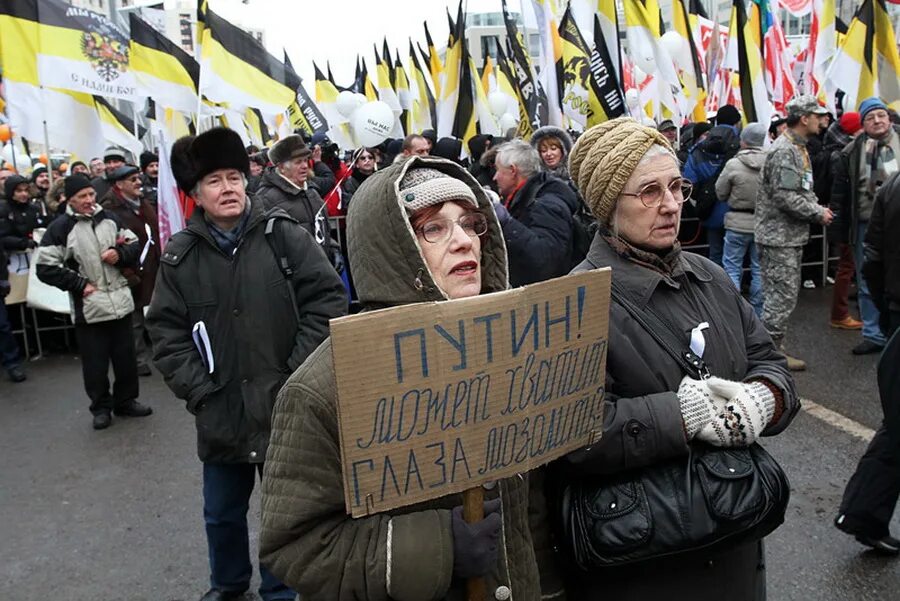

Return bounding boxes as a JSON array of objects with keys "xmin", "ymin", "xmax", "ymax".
[
  {"xmin": 697, "ymin": 377, "xmax": 776, "ymax": 447},
  {"xmin": 677, "ymin": 376, "xmax": 720, "ymax": 440}
]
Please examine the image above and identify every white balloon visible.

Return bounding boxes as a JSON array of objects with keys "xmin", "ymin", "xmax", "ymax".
[
  {"xmin": 336, "ymin": 91, "xmax": 359, "ymax": 118},
  {"xmin": 625, "ymin": 89, "xmax": 641, "ymax": 109},
  {"xmin": 498, "ymin": 112, "xmax": 518, "ymax": 132},
  {"xmin": 1, "ymin": 143, "xmax": 31, "ymax": 172},
  {"xmin": 350, "ymin": 101, "xmax": 396, "ymax": 147},
  {"xmin": 353, "ymin": 93, "xmax": 367, "ymax": 107},
  {"xmin": 632, "ymin": 44, "xmax": 656, "ymax": 72},
  {"xmin": 488, "ymin": 92, "xmax": 508, "ymax": 118},
  {"xmin": 660, "ymin": 31, "xmax": 689, "ymax": 69}
]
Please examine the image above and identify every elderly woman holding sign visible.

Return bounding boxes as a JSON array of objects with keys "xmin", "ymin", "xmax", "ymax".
[
  {"xmin": 260, "ymin": 156, "xmax": 542, "ymax": 600},
  {"xmin": 543, "ymin": 117, "xmax": 799, "ymax": 600}
]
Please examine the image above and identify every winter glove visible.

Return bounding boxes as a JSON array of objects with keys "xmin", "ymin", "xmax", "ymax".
[
  {"xmin": 451, "ymin": 497, "xmax": 502, "ymax": 579},
  {"xmin": 677, "ymin": 376, "xmax": 720, "ymax": 440},
  {"xmin": 331, "ymin": 249, "xmax": 345, "ymax": 274},
  {"xmin": 0, "ymin": 280, "xmax": 10, "ymax": 299},
  {"xmin": 698, "ymin": 377, "xmax": 777, "ymax": 447}
]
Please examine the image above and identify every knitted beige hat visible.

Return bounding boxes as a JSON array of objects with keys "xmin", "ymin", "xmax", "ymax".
[
  {"xmin": 568, "ymin": 117, "xmax": 674, "ymax": 225},
  {"xmin": 398, "ymin": 167, "xmax": 478, "ymax": 212}
]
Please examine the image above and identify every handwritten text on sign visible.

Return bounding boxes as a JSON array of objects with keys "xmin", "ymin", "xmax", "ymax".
[{"xmin": 330, "ymin": 269, "xmax": 611, "ymax": 517}]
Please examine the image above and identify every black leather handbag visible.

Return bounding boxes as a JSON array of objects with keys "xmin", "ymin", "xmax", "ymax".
[{"xmin": 554, "ymin": 280, "xmax": 790, "ymax": 571}]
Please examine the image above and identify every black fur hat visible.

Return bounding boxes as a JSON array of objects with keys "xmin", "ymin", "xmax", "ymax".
[{"xmin": 169, "ymin": 127, "xmax": 249, "ymax": 194}]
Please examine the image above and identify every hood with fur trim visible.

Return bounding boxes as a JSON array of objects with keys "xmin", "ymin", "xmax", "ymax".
[
  {"xmin": 346, "ymin": 155, "xmax": 509, "ymax": 308},
  {"xmin": 530, "ymin": 126, "xmax": 574, "ymax": 155}
]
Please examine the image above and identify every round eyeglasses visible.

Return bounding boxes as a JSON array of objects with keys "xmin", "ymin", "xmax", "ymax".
[
  {"xmin": 620, "ymin": 178, "xmax": 693, "ymax": 209},
  {"xmin": 416, "ymin": 213, "xmax": 488, "ymax": 244}
]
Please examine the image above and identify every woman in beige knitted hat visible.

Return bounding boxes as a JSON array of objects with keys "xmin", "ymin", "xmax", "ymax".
[{"xmin": 547, "ymin": 117, "xmax": 799, "ymax": 600}]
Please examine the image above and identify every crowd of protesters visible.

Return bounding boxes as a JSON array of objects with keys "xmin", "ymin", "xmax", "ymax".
[{"xmin": 1, "ymin": 91, "xmax": 899, "ymax": 601}]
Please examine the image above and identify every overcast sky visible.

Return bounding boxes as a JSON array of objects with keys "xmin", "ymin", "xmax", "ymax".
[{"xmin": 208, "ymin": 0, "xmax": 537, "ymax": 92}]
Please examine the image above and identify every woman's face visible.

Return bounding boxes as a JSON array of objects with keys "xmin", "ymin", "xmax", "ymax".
[
  {"xmin": 356, "ymin": 151, "xmax": 375, "ymax": 174},
  {"xmin": 414, "ymin": 201, "xmax": 483, "ymax": 300},
  {"xmin": 539, "ymin": 140, "xmax": 563, "ymax": 169},
  {"xmin": 612, "ymin": 153, "xmax": 683, "ymax": 250}
]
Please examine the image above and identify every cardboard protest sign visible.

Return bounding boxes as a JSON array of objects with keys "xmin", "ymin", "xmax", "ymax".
[{"xmin": 331, "ymin": 269, "xmax": 611, "ymax": 517}]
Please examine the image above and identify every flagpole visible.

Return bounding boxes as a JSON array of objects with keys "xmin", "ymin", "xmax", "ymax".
[{"xmin": 40, "ymin": 86, "xmax": 53, "ymax": 189}]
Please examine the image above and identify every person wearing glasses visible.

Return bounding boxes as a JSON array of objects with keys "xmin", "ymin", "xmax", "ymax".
[
  {"xmin": 492, "ymin": 139, "xmax": 581, "ymax": 287},
  {"xmin": 340, "ymin": 147, "xmax": 377, "ymax": 209},
  {"xmin": 552, "ymin": 117, "xmax": 797, "ymax": 600},
  {"xmin": 100, "ymin": 164, "xmax": 160, "ymax": 377},
  {"xmin": 260, "ymin": 156, "xmax": 543, "ymax": 600}
]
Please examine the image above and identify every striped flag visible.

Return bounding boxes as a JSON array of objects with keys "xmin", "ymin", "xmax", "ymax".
[
  {"xmin": 734, "ymin": 0, "xmax": 772, "ymax": 125},
  {"xmin": 423, "ymin": 21, "xmax": 443, "ymax": 98},
  {"xmin": 408, "ymin": 39, "xmax": 436, "ymax": 132},
  {"xmin": 760, "ymin": 0, "xmax": 797, "ymax": 115},
  {"xmin": 501, "ymin": 0, "xmax": 540, "ymax": 137},
  {"xmin": 532, "ymin": 0, "xmax": 564, "ymax": 126},
  {"xmin": 587, "ymin": 15, "xmax": 626, "ymax": 126},
  {"xmin": 129, "ymin": 13, "xmax": 198, "ymax": 113}
]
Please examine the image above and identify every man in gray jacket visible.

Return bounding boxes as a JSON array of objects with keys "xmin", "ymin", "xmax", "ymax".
[
  {"xmin": 716, "ymin": 123, "xmax": 767, "ymax": 317},
  {"xmin": 147, "ymin": 127, "xmax": 347, "ymax": 601}
]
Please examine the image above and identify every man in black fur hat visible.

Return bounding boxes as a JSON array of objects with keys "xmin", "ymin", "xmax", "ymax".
[{"xmin": 146, "ymin": 127, "xmax": 346, "ymax": 601}]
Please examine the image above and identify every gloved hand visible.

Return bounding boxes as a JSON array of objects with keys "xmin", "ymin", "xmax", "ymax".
[
  {"xmin": 0, "ymin": 279, "xmax": 10, "ymax": 299},
  {"xmin": 699, "ymin": 377, "xmax": 776, "ymax": 447},
  {"xmin": 677, "ymin": 376, "xmax": 720, "ymax": 440},
  {"xmin": 331, "ymin": 249, "xmax": 345, "ymax": 274},
  {"xmin": 451, "ymin": 497, "xmax": 502, "ymax": 579}
]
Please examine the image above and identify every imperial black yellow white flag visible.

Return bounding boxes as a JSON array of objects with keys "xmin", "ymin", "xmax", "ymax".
[
  {"xmin": 0, "ymin": 0, "xmax": 139, "ymax": 100},
  {"xmin": 129, "ymin": 13, "xmax": 198, "ymax": 113}
]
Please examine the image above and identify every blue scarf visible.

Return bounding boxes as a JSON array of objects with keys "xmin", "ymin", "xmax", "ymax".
[{"xmin": 206, "ymin": 201, "xmax": 251, "ymax": 256}]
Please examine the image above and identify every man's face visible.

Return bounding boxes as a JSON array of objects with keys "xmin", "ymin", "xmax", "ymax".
[
  {"xmin": 89, "ymin": 159, "xmax": 105, "ymax": 177},
  {"xmin": 72, "ymin": 164, "xmax": 90, "ymax": 176},
  {"xmin": 11, "ymin": 183, "xmax": 30, "ymax": 204},
  {"xmin": 69, "ymin": 186, "xmax": 97, "ymax": 215},
  {"xmin": 863, "ymin": 109, "xmax": 891, "ymax": 139},
  {"xmin": 143, "ymin": 161, "xmax": 159, "ymax": 179},
  {"xmin": 404, "ymin": 138, "xmax": 430, "ymax": 157},
  {"xmin": 0, "ymin": 169, "xmax": 13, "ymax": 189},
  {"xmin": 279, "ymin": 157, "xmax": 309, "ymax": 186},
  {"xmin": 661, "ymin": 128, "xmax": 678, "ymax": 145},
  {"xmin": 249, "ymin": 161, "xmax": 263, "ymax": 177},
  {"xmin": 105, "ymin": 158, "xmax": 125, "ymax": 175},
  {"xmin": 115, "ymin": 173, "xmax": 143, "ymax": 199},
  {"xmin": 493, "ymin": 163, "xmax": 520, "ymax": 197},
  {"xmin": 195, "ymin": 168, "xmax": 246, "ymax": 224},
  {"xmin": 34, "ymin": 172, "xmax": 49, "ymax": 190}
]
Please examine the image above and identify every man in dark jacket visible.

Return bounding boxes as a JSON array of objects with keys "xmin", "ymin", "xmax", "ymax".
[
  {"xmin": 0, "ymin": 174, "xmax": 47, "ymax": 251},
  {"xmin": 90, "ymin": 145, "xmax": 129, "ymax": 199},
  {"xmin": 256, "ymin": 135, "xmax": 340, "ymax": 270},
  {"xmin": 101, "ymin": 164, "xmax": 160, "ymax": 377},
  {"xmin": 36, "ymin": 175, "xmax": 151, "ymax": 430},
  {"xmin": 146, "ymin": 127, "xmax": 347, "ymax": 601},
  {"xmin": 492, "ymin": 139, "xmax": 579, "ymax": 287},
  {"xmin": 139, "ymin": 150, "xmax": 159, "ymax": 207},
  {"xmin": 307, "ymin": 132, "xmax": 338, "ymax": 196},
  {"xmin": 830, "ymin": 97, "xmax": 900, "ymax": 355},
  {"xmin": 836, "ymin": 170, "xmax": 900, "ymax": 553},
  {"xmin": 0, "ymin": 244, "xmax": 26, "ymax": 382}
]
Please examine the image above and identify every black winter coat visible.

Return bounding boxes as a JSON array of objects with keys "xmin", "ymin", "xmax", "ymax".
[
  {"xmin": 146, "ymin": 200, "xmax": 347, "ymax": 463},
  {"xmin": 500, "ymin": 172, "xmax": 578, "ymax": 287},
  {"xmin": 553, "ymin": 235, "xmax": 798, "ymax": 600},
  {"xmin": 256, "ymin": 170, "xmax": 331, "ymax": 254},
  {"xmin": 308, "ymin": 161, "xmax": 336, "ymax": 197},
  {"xmin": 863, "ymin": 171, "xmax": 900, "ymax": 317},
  {"xmin": 0, "ymin": 199, "xmax": 48, "ymax": 250}
]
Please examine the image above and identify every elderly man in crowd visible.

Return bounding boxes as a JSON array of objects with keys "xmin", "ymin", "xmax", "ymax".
[
  {"xmin": 830, "ymin": 97, "xmax": 900, "ymax": 355},
  {"xmin": 100, "ymin": 164, "xmax": 160, "ymax": 377},
  {"xmin": 147, "ymin": 127, "xmax": 346, "ymax": 601},
  {"xmin": 492, "ymin": 139, "xmax": 580, "ymax": 287},
  {"xmin": 36, "ymin": 174, "xmax": 151, "ymax": 430}
]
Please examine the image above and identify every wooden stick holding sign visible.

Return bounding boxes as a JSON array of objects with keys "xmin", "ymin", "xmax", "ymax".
[
  {"xmin": 463, "ymin": 487, "xmax": 486, "ymax": 601},
  {"xmin": 329, "ymin": 270, "xmax": 612, "ymax": 588}
]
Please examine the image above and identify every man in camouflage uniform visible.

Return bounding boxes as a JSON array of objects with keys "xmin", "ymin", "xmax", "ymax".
[{"xmin": 756, "ymin": 95, "xmax": 834, "ymax": 371}]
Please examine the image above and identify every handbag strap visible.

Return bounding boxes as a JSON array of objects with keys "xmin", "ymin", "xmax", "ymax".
[{"xmin": 610, "ymin": 278, "xmax": 710, "ymax": 380}]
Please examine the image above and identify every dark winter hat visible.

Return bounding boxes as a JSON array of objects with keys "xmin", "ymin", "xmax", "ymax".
[
  {"xmin": 431, "ymin": 137, "xmax": 463, "ymax": 164},
  {"xmin": 657, "ymin": 119, "xmax": 677, "ymax": 132},
  {"xmin": 169, "ymin": 127, "xmax": 250, "ymax": 195},
  {"xmin": 398, "ymin": 166, "xmax": 477, "ymax": 212},
  {"xmin": 108, "ymin": 164, "xmax": 141, "ymax": 182},
  {"xmin": 31, "ymin": 164, "xmax": 47, "ymax": 182},
  {"xmin": 139, "ymin": 151, "xmax": 159, "ymax": 171},
  {"xmin": 692, "ymin": 122, "xmax": 713, "ymax": 142},
  {"xmin": 714, "ymin": 104, "xmax": 742, "ymax": 126},
  {"xmin": 64, "ymin": 174, "xmax": 93, "ymax": 199},
  {"xmin": 268, "ymin": 134, "xmax": 311, "ymax": 165},
  {"xmin": 859, "ymin": 97, "xmax": 888, "ymax": 121},
  {"xmin": 70, "ymin": 160, "xmax": 87, "ymax": 172},
  {"xmin": 4, "ymin": 174, "xmax": 28, "ymax": 199},
  {"xmin": 103, "ymin": 145, "xmax": 128, "ymax": 163},
  {"xmin": 420, "ymin": 129, "xmax": 437, "ymax": 145}
]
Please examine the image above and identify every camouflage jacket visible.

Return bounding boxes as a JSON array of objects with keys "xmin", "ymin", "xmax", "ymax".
[{"xmin": 755, "ymin": 129, "xmax": 826, "ymax": 247}]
